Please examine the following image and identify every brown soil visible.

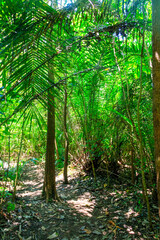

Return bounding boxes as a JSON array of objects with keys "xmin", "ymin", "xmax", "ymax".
[{"xmin": 0, "ymin": 162, "xmax": 159, "ymax": 240}]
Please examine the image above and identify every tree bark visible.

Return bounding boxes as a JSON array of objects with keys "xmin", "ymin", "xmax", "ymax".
[
  {"xmin": 43, "ymin": 0, "xmax": 59, "ymax": 202},
  {"xmin": 152, "ymin": 0, "xmax": 160, "ymax": 217},
  {"xmin": 63, "ymin": 85, "xmax": 69, "ymax": 184},
  {"xmin": 55, "ymin": 138, "xmax": 60, "ymax": 161},
  {"xmin": 43, "ymin": 70, "xmax": 58, "ymax": 202}
]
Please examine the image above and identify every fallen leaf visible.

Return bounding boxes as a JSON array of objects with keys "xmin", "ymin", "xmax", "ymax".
[
  {"xmin": 93, "ymin": 230, "xmax": 101, "ymax": 235},
  {"xmin": 24, "ymin": 215, "xmax": 31, "ymax": 219},
  {"xmin": 108, "ymin": 220, "xmax": 116, "ymax": 226},
  {"xmin": 80, "ymin": 226, "xmax": 85, "ymax": 230},
  {"xmin": 107, "ymin": 220, "xmax": 123, "ymax": 230},
  {"xmin": 26, "ymin": 221, "xmax": 31, "ymax": 226},
  {"xmin": 41, "ymin": 203, "xmax": 44, "ymax": 208},
  {"xmin": 47, "ymin": 232, "xmax": 58, "ymax": 239},
  {"xmin": 84, "ymin": 228, "xmax": 91, "ymax": 234},
  {"xmin": 114, "ymin": 202, "xmax": 119, "ymax": 207},
  {"xmin": 85, "ymin": 204, "xmax": 90, "ymax": 207},
  {"xmin": 105, "ymin": 209, "xmax": 109, "ymax": 216},
  {"xmin": 26, "ymin": 237, "xmax": 32, "ymax": 240},
  {"xmin": 116, "ymin": 225, "xmax": 123, "ymax": 230},
  {"xmin": 99, "ymin": 225, "xmax": 105, "ymax": 229},
  {"xmin": 97, "ymin": 216, "xmax": 104, "ymax": 219},
  {"xmin": 102, "ymin": 231, "xmax": 107, "ymax": 236}
]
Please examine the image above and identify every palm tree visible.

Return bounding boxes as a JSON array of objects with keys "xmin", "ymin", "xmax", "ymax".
[
  {"xmin": 0, "ymin": 0, "xmax": 107, "ymax": 200},
  {"xmin": 0, "ymin": 1, "xmax": 155, "ymax": 217},
  {"xmin": 43, "ymin": 0, "xmax": 59, "ymax": 201}
]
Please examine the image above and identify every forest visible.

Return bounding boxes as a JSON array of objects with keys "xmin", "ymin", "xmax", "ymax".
[{"xmin": 0, "ymin": 0, "xmax": 160, "ymax": 239}]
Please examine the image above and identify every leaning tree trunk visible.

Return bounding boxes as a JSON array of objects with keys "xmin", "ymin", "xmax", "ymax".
[{"xmin": 152, "ymin": 0, "xmax": 160, "ymax": 217}]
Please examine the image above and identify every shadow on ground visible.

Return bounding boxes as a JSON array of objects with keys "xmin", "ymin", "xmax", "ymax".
[{"xmin": 0, "ymin": 162, "xmax": 159, "ymax": 240}]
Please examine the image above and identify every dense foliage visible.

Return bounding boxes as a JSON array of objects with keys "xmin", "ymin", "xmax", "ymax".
[{"xmin": 0, "ymin": 0, "xmax": 158, "ymax": 230}]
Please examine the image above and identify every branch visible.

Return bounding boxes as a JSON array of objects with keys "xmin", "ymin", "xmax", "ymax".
[{"xmin": 0, "ymin": 65, "xmax": 106, "ymax": 127}]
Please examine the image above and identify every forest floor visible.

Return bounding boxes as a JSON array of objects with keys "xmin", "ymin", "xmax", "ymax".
[{"xmin": 0, "ymin": 161, "xmax": 160, "ymax": 240}]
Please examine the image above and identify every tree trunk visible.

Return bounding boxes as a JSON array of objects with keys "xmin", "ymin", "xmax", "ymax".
[
  {"xmin": 43, "ymin": 0, "xmax": 59, "ymax": 202},
  {"xmin": 43, "ymin": 72, "xmax": 58, "ymax": 202},
  {"xmin": 63, "ymin": 85, "xmax": 69, "ymax": 184},
  {"xmin": 55, "ymin": 138, "xmax": 60, "ymax": 161},
  {"xmin": 152, "ymin": 0, "xmax": 160, "ymax": 217},
  {"xmin": 130, "ymin": 143, "xmax": 135, "ymax": 184},
  {"xmin": 12, "ymin": 116, "xmax": 25, "ymax": 202}
]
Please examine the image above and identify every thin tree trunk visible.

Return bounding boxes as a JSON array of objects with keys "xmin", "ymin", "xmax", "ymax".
[
  {"xmin": 63, "ymin": 84, "xmax": 69, "ymax": 184},
  {"xmin": 152, "ymin": 0, "xmax": 160, "ymax": 217},
  {"xmin": 55, "ymin": 138, "xmax": 60, "ymax": 161},
  {"xmin": 129, "ymin": 128, "xmax": 135, "ymax": 184},
  {"xmin": 113, "ymin": 32, "xmax": 152, "ymax": 226},
  {"xmin": 137, "ymin": 21, "xmax": 152, "ymax": 227},
  {"xmin": 12, "ymin": 116, "xmax": 25, "ymax": 202}
]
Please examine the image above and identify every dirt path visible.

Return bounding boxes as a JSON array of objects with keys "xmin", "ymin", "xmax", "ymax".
[{"xmin": 0, "ymin": 162, "xmax": 159, "ymax": 240}]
